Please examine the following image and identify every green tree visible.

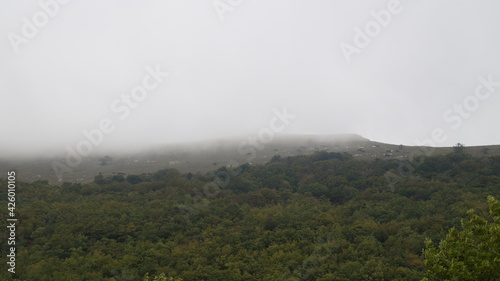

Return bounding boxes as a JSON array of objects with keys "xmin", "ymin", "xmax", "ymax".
[
  {"xmin": 93, "ymin": 172, "xmax": 110, "ymax": 185},
  {"xmin": 422, "ymin": 196, "xmax": 500, "ymax": 281},
  {"xmin": 99, "ymin": 155, "xmax": 113, "ymax": 166},
  {"xmin": 127, "ymin": 174, "xmax": 143, "ymax": 184},
  {"xmin": 453, "ymin": 143, "xmax": 465, "ymax": 153}
]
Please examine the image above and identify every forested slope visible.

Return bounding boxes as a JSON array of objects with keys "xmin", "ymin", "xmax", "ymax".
[{"xmin": 1, "ymin": 152, "xmax": 499, "ymax": 280}]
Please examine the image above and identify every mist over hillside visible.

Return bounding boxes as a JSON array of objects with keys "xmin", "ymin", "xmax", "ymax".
[
  {"xmin": 1, "ymin": 141, "xmax": 499, "ymax": 280},
  {"xmin": 2, "ymin": 2, "xmax": 500, "ymax": 280},
  {"xmin": 1, "ymin": 134, "xmax": 499, "ymax": 185}
]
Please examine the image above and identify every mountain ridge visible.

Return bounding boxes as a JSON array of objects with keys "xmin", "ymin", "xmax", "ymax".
[{"xmin": 1, "ymin": 134, "xmax": 499, "ymax": 184}]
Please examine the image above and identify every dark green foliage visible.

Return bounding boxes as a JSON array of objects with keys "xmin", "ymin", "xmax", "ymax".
[
  {"xmin": 152, "ymin": 169, "xmax": 180, "ymax": 181},
  {"xmin": 269, "ymin": 154, "xmax": 282, "ymax": 163},
  {"xmin": 93, "ymin": 172, "xmax": 109, "ymax": 185},
  {"xmin": 0, "ymin": 152, "xmax": 498, "ymax": 280},
  {"xmin": 99, "ymin": 155, "xmax": 113, "ymax": 166},
  {"xmin": 112, "ymin": 174, "xmax": 125, "ymax": 182},
  {"xmin": 422, "ymin": 196, "xmax": 500, "ymax": 281},
  {"xmin": 453, "ymin": 143, "xmax": 465, "ymax": 153},
  {"xmin": 127, "ymin": 174, "xmax": 144, "ymax": 184}
]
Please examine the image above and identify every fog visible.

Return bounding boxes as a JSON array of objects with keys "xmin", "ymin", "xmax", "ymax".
[{"xmin": 1, "ymin": 0, "xmax": 500, "ymax": 158}]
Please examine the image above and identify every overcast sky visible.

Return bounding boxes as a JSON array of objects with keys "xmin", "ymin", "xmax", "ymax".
[{"xmin": 1, "ymin": 0, "xmax": 500, "ymax": 157}]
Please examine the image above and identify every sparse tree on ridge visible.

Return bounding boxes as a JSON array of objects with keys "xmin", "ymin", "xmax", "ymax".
[
  {"xmin": 453, "ymin": 143, "xmax": 465, "ymax": 153},
  {"xmin": 99, "ymin": 155, "xmax": 113, "ymax": 166}
]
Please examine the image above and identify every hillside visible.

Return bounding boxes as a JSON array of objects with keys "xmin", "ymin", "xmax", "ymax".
[
  {"xmin": 1, "ymin": 151, "xmax": 499, "ymax": 280},
  {"xmin": 1, "ymin": 134, "xmax": 500, "ymax": 184}
]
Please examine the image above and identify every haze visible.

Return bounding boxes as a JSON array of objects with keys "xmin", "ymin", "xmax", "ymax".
[{"xmin": 1, "ymin": 0, "xmax": 500, "ymax": 158}]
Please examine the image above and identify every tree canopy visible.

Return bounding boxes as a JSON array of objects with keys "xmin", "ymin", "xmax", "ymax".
[
  {"xmin": 0, "ymin": 152, "xmax": 498, "ymax": 280},
  {"xmin": 422, "ymin": 196, "xmax": 500, "ymax": 281}
]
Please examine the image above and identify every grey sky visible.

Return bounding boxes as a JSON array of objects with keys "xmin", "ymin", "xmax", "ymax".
[{"xmin": 1, "ymin": 0, "xmax": 500, "ymax": 157}]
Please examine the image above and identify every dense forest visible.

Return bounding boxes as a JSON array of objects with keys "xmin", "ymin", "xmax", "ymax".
[{"xmin": 1, "ymin": 151, "xmax": 499, "ymax": 280}]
